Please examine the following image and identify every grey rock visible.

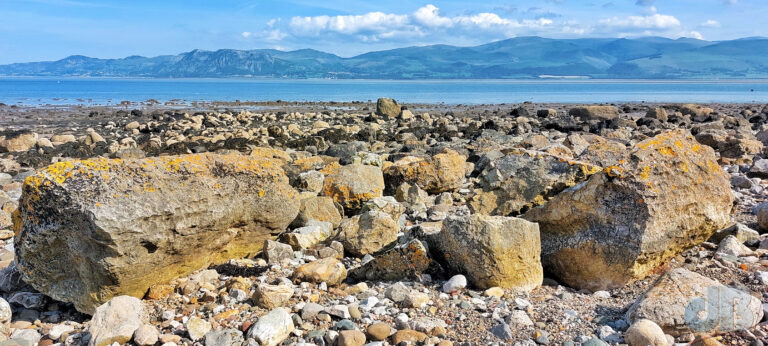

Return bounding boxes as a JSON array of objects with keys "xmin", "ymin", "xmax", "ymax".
[{"xmin": 204, "ymin": 328, "xmax": 244, "ymax": 346}]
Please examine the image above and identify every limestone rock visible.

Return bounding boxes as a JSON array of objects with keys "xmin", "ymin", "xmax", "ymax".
[
  {"xmin": 338, "ymin": 211, "xmax": 399, "ymax": 257},
  {"xmin": 87, "ymin": 296, "xmax": 147, "ymax": 346},
  {"xmin": 253, "ymin": 284, "xmax": 294, "ymax": 309},
  {"xmin": 15, "ymin": 153, "xmax": 300, "ymax": 313},
  {"xmin": 756, "ymin": 202, "xmax": 768, "ymax": 231},
  {"xmin": 351, "ymin": 239, "xmax": 432, "ymax": 281},
  {"xmin": 525, "ymin": 130, "xmax": 733, "ymax": 291},
  {"xmin": 322, "ymin": 164, "xmax": 384, "ymax": 212},
  {"xmin": 376, "ymin": 98, "xmax": 401, "ymax": 119},
  {"xmin": 434, "ymin": 214, "xmax": 542, "ymax": 291},
  {"xmin": 132, "ymin": 324, "xmax": 159, "ymax": 346},
  {"xmin": 625, "ymin": 319, "xmax": 667, "ymax": 346},
  {"xmin": 0, "ymin": 298, "xmax": 9, "ymax": 341},
  {"xmin": 569, "ymin": 106, "xmax": 619, "ymax": 121},
  {"xmin": 292, "ymin": 258, "xmax": 347, "ymax": 286},
  {"xmin": 186, "ymin": 317, "xmax": 212, "ymax": 341},
  {"xmin": 204, "ymin": 329, "xmax": 244, "ymax": 346},
  {"xmin": 293, "ymin": 196, "xmax": 342, "ymax": 228},
  {"xmin": 246, "ymin": 308, "xmax": 294, "ymax": 346},
  {"xmin": 384, "ymin": 149, "xmax": 467, "ymax": 194},
  {"xmin": 469, "ymin": 149, "xmax": 600, "ymax": 216},
  {"xmin": 263, "ymin": 240, "xmax": 294, "ymax": 264},
  {"xmin": 628, "ymin": 268, "xmax": 762, "ymax": 336},
  {"xmin": 0, "ymin": 133, "xmax": 38, "ymax": 153},
  {"xmin": 285, "ymin": 221, "xmax": 333, "ymax": 250}
]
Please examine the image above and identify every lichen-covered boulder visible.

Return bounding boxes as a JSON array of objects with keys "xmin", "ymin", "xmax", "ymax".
[
  {"xmin": 15, "ymin": 153, "xmax": 300, "ymax": 314},
  {"xmin": 524, "ymin": 129, "xmax": 733, "ymax": 291},
  {"xmin": 384, "ymin": 149, "xmax": 466, "ymax": 194},
  {"xmin": 434, "ymin": 212, "xmax": 542, "ymax": 291},
  {"xmin": 322, "ymin": 164, "xmax": 384, "ymax": 212},
  {"xmin": 469, "ymin": 149, "xmax": 600, "ymax": 216}
]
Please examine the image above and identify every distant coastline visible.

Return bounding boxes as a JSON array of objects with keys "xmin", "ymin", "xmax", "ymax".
[{"xmin": 1, "ymin": 36, "xmax": 766, "ymax": 80}]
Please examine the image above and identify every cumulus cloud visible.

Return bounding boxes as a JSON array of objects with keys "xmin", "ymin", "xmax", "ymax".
[
  {"xmin": 242, "ymin": 4, "xmax": 696, "ymax": 50},
  {"xmin": 701, "ymin": 19, "xmax": 721, "ymax": 28},
  {"xmin": 598, "ymin": 13, "xmax": 680, "ymax": 29},
  {"xmin": 282, "ymin": 5, "xmax": 553, "ymax": 42}
]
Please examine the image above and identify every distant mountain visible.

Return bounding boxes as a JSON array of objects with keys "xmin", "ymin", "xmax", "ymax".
[{"xmin": 1, "ymin": 36, "xmax": 767, "ymax": 79}]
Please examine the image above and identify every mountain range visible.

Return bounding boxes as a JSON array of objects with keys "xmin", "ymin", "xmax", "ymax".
[{"xmin": 1, "ymin": 36, "xmax": 767, "ymax": 79}]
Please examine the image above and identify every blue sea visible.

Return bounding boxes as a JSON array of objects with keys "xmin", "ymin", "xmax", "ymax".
[{"xmin": 0, "ymin": 78, "xmax": 767, "ymax": 105}]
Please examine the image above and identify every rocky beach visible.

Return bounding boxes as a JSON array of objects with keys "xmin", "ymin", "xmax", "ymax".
[{"xmin": 0, "ymin": 98, "xmax": 766, "ymax": 346}]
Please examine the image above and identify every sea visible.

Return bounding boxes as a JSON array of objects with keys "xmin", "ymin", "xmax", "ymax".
[{"xmin": 0, "ymin": 77, "xmax": 767, "ymax": 105}]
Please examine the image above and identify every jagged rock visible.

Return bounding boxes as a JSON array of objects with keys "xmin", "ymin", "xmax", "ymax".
[
  {"xmin": 469, "ymin": 149, "xmax": 601, "ymax": 216},
  {"xmin": 627, "ymin": 268, "xmax": 762, "ymax": 336},
  {"xmin": 680, "ymin": 104, "xmax": 713, "ymax": 118},
  {"xmin": 525, "ymin": 129, "xmax": 733, "ymax": 291},
  {"xmin": 204, "ymin": 329, "xmax": 244, "ymax": 346},
  {"xmin": 87, "ymin": 296, "xmax": 147, "ymax": 346},
  {"xmin": 434, "ymin": 213, "xmax": 542, "ymax": 291},
  {"xmin": 376, "ymin": 98, "xmax": 401, "ymax": 119},
  {"xmin": 351, "ymin": 239, "xmax": 432, "ymax": 281},
  {"xmin": 292, "ymin": 257, "xmax": 347, "ymax": 286},
  {"xmin": 246, "ymin": 308, "xmax": 294, "ymax": 346},
  {"xmin": 322, "ymin": 164, "xmax": 384, "ymax": 212},
  {"xmin": 709, "ymin": 223, "xmax": 760, "ymax": 247},
  {"xmin": 645, "ymin": 108, "xmax": 668, "ymax": 122},
  {"xmin": 263, "ymin": 240, "xmax": 294, "ymax": 264},
  {"xmin": 253, "ymin": 284, "xmax": 294, "ymax": 309},
  {"xmin": 285, "ymin": 220, "xmax": 333, "ymax": 250},
  {"xmin": 384, "ymin": 149, "xmax": 466, "ymax": 193},
  {"xmin": 569, "ymin": 106, "xmax": 619, "ymax": 121},
  {"xmin": 186, "ymin": 317, "xmax": 212, "ymax": 341},
  {"xmin": 338, "ymin": 211, "xmax": 399, "ymax": 257},
  {"xmin": 293, "ymin": 196, "xmax": 342, "ymax": 228},
  {"xmin": 15, "ymin": 153, "xmax": 300, "ymax": 313},
  {"xmin": 360, "ymin": 196, "xmax": 406, "ymax": 225}
]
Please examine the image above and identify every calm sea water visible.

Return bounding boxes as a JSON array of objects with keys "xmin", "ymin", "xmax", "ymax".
[{"xmin": 0, "ymin": 78, "xmax": 767, "ymax": 105}]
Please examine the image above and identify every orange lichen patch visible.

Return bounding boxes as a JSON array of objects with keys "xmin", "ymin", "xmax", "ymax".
[
  {"xmin": 656, "ymin": 146, "xmax": 676, "ymax": 156},
  {"xmin": 604, "ymin": 166, "xmax": 624, "ymax": 178}
]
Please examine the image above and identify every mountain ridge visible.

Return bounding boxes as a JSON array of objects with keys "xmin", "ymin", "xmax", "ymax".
[{"xmin": 1, "ymin": 36, "xmax": 767, "ymax": 79}]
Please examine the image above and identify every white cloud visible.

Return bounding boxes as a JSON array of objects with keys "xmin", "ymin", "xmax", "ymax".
[
  {"xmin": 241, "ymin": 32, "xmax": 252, "ymax": 38},
  {"xmin": 599, "ymin": 13, "xmax": 680, "ymax": 29},
  {"xmin": 688, "ymin": 31, "xmax": 704, "ymax": 40},
  {"xmin": 283, "ymin": 5, "xmax": 552, "ymax": 41},
  {"xmin": 701, "ymin": 19, "xmax": 720, "ymax": 28}
]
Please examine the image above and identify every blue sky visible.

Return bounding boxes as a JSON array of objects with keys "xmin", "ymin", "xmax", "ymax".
[{"xmin": 0, "ymin": 0, "xmax": 765, "ymax": 64}]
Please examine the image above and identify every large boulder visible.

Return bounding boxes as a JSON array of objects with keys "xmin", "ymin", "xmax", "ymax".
[
  {"xmin": 376, "ymin": 98, "xmax": 401, "ymax": 119},
  {"xmin": 15, "ymin": 153, "xmax": 300, "ymax": 313},
  {"xmin": 433, "ymin": 212, "xmax": 542, "ymax": 291},
  {"xmin": 525, "ymin": 129, "xmax": 733, "ymax": 291},
  {"xmin": 469, "ymin": 149, "xmax": 601, "ymax": 216},
  {"xmin": 322, "ymin": 164, "xmax": 384, "ymax": 212},
  {"xmin": 384, "ymin": 149, "xmax": 466, "ymax": 194},
  {"xmin": 569, "ymin": 106, "xmax": 619, "ymax": 121},
  {"xmin": 627, "ymin": 268, "xmax": 762, "ymax": 336},
  {"xmin": 0, "ymin": 132, "xmax": 38, "ymax": 153}
]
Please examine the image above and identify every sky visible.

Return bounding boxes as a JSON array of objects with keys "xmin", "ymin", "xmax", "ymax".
[{"xmin": 0, "ymin": 0, "xmax": 766, "ymax": 64}]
